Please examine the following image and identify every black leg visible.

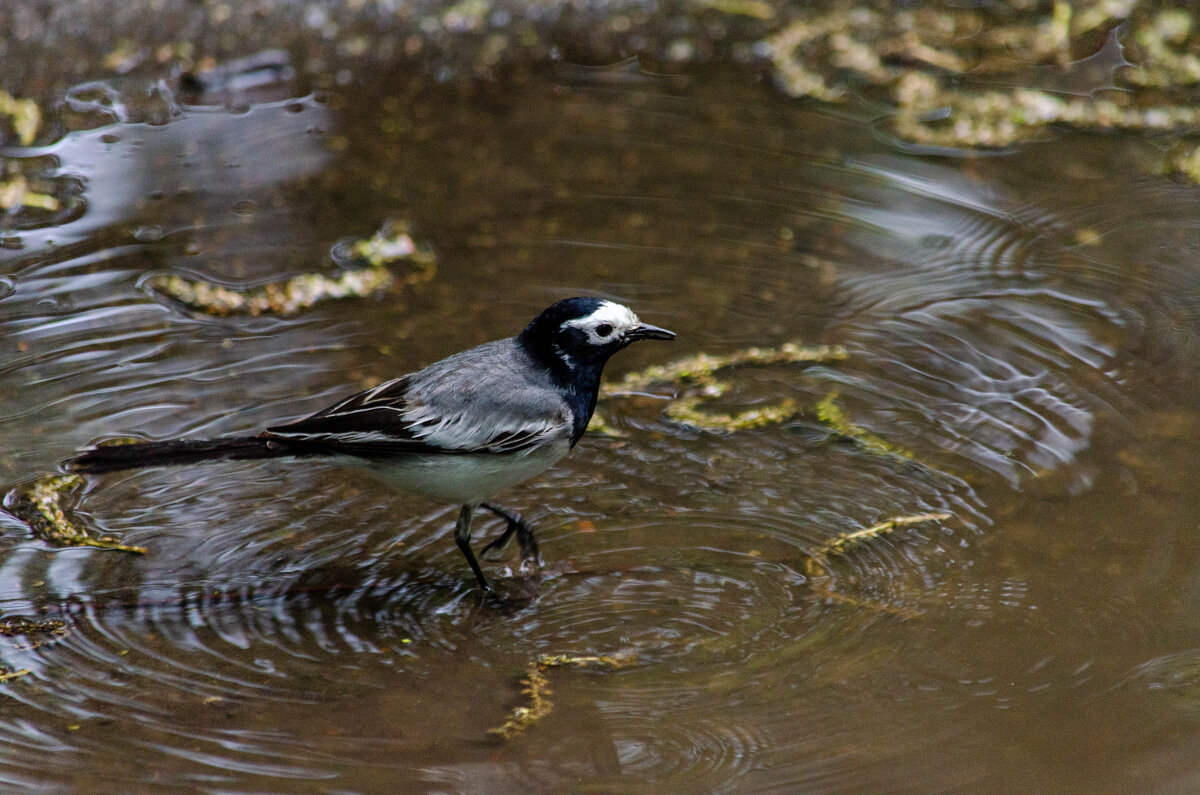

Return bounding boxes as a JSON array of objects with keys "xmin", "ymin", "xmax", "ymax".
[
  {"xmin": 453, "ymin": 504, "xmax": 492, "ymax": 591},
  {"xmin": 480, "ymin": 501, "xmax": 542, "ymax": 572},
  {"xmin": 479, "ymin": 502, "xmax": 518, "ymax": 558}
]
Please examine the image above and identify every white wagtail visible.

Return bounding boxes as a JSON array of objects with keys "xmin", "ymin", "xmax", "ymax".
[{"xmin": 65, "ymin": 297, "xmax": 675, "ymax": 591}]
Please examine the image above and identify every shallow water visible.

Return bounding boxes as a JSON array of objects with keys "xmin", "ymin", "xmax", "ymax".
[{"xmin": 4, "ymin": 54, "xmax": 1200, "ymax": 792}]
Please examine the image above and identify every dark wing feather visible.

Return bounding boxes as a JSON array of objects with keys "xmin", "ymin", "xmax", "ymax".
[{"xmin": 263, "ymin": 340, "xmax": 572, "ymax": 456}]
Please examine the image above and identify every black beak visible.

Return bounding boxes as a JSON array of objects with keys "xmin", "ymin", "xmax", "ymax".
[{"xmin": 629, "ymin": 323, "xmax": 676, "ymax": 341}]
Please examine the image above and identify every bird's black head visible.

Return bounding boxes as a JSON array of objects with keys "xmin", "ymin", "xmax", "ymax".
[
  {"xmin": 518, "ymin": 297, "xmax": 675, "ymax": 382},
  {"xmin": 519, "ymin": 296, "xmax": 675, "ymax": 442}
]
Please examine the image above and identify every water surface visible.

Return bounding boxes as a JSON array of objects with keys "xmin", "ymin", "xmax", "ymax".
[{"xmin": 3, "ymin": 51, "xmax": 1200, "ymax": 792}]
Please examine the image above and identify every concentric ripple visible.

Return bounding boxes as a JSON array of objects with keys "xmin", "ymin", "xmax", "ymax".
[
  {"xmin": 1127, "ymin": 650, "xmax": 1200, "ymax": 709},
  {"xmin": 803, "ymin": 155, "xmax": 1133, "ymax": 489}
]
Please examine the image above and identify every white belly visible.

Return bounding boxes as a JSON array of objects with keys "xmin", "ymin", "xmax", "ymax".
[{"xmin": 349, "ymin": 440, "xmax": 572, "ymax": 505}]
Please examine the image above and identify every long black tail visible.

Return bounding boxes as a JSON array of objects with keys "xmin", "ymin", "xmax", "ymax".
[{"xmin": 64, "ymin": 435, "xmax": 297, "ymax": 475}]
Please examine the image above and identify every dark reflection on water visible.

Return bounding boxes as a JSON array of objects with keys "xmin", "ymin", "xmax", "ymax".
[{"xmin": 3, "ymin": 63, "xmax": 1200, "ymax": 790}]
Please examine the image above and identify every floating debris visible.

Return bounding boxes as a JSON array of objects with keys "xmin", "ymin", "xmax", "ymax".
[
  {"xmin": 488, "ymin": 651, "xmax": 635, "ymax": 739},
  {"xmin": 145, "ymin": 221, "xmax": 435, "ymax": 316},
  {"xmin": 0, "ymin": 91, "xmax": 40, "ymax": 146},
  {"xmin": 0, "ymin": 615, "xmax": 69, "ymax": 650},
  {"xmin": 804, "ymin": 512, "xmax": 950, "ymax": 617},
  {"xmin": 0, "ymin": 616, "xmax": 68, "ymax": 684},
  {"xmin": 812, "ymin": 513, "xmax": 949, "ymax": 560},
  {"xmin": 4, "ymin": 474, "xmax": 146, "ymax": 554},
  {"xmin": 0, "ymin": 616, "xmax": 68, "ymax": 639}
]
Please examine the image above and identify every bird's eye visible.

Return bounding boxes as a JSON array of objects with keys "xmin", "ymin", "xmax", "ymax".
[{"xmin": 595, "ymin": 323, "xmax": 614, "ymax": 338}]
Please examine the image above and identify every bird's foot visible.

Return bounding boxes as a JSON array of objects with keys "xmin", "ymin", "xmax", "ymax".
[
  {"xmin": 480, "ymin": 502, "xmax": 541, "ymax": 570},
  {"xmin": 479, "ymin": 526, "xmax": 515, "ymax": 560},
  {"xmin": 516, "ymin": 524, "xmax": 543, "ymax": 574}
]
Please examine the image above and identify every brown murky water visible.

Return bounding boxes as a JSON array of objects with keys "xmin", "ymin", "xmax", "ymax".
[{"xmin": 4, "ymin": 26, "xmax": 1200, "ymax": 794}]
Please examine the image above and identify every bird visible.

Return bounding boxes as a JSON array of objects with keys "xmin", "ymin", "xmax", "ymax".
[{"xmin": 64, "ymin": 297, "xmax": 676, "ymax": 591}]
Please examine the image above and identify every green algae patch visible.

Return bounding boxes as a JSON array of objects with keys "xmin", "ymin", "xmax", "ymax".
[
  {"xmin": 488, "ymin": 651, "xmax": 635, "ymax": 739},
  {"xmin": 814, "ymin": 391, "xmax": 915, "ymax": 461},
  {"xmin": 145, "ymin": 221, "xmax": 435, "ymax": 317},
  {"xmin": 341, "ymin": 222, "xmax": 434, "ymax": 269},
  {"xmin": 1128, "ymin": 9, "xmax": 1200, "ymax": 87},
  {"xmin": 606, "ymin": 342, "xmax": 848, "ymax": 394},
  {"xmin": 694, "ymin": 0, "xmax": 776, "ymax": 21},
  {"xmin": 804, "ymin": 512, "xmax": 950, "ymax": 618},
  {"xmin": 600, "ymin": 343, "xmax": 919, "ymax": 462},
  {"xmin": 1168, "ymin": 141, "xmax": 1200, "ymax": 184},
  {"xmin": 599, "ymin": 342, "xmax": 847, "ymax": 433},
  {"xmin": 763, "ymin": 3, "xmax": 1200, "ymax": 150},
  {"xmin": 599, "ymin": 343, "xmax": 920, "ymax": 463},
  {"xmin": 0, "ymin": 175, "xmax": 59, "ymax": 212},
  {"xmin": 665, "ymin": 390, "xmax": 802, "ymax": 431},
  {"xmin": 0, "ymin": 92, "xmax": 41, "ymax": 146},
  {"xmin": 146, "ymin": 268, "xmax": 399, "ymax": 317},
  {"xmin": 811, "ymin": 513, "xmax": 949, "ymax": 560},
  {"xmin": 4, "ymin": 475, "xmax": 146, "ymax": 554}
]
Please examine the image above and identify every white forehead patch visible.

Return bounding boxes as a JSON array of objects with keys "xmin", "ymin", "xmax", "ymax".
[{"xmin": 562, "ymin": 300, "xmax": 640, "ymax": 345}]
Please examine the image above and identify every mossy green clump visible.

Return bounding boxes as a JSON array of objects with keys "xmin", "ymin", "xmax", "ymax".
[
  {"xmin": 488, "ymin": 652, "xmax": 635, "ymax": 739},
  {"xmin": 5, "ymin": 475, "xmax": 146, "ymax": 554},
  {"xmin": 146, "ymin": 221, "xmax": 435, "ymax": 316}
]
